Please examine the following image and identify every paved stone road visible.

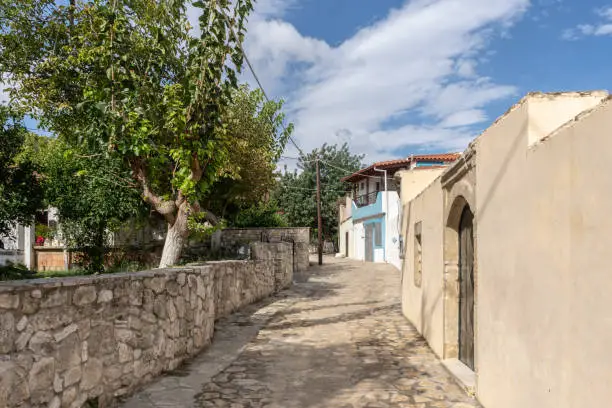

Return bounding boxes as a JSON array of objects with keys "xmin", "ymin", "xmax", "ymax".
[{"xmin": 123, "ymin": 257, "xmax": 480, "ymax": 408}]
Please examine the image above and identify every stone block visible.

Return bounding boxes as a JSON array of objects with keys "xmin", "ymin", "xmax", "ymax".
[
  {"xmin": 28, "ymin": 330, "xmax": 54, "ymax": 355},
  {"xmin": 15, "ymin": 325, "xmax": 34, "ymax": 351},
  {"xmin": 88, "ymin": 323, "xmax": 114, "ymax": 357},
  {"xmin": 28, "ymin": 357, "xmax": 55, "ymax": 403},
  {"xmin": 62, "ymin": 386, "xmax": 77, "ymax": 406},
  {"xmin": 54, "ymin": 323, "xmax": 78, "ymax": 342},
  {"xmin": 153, "ymin": 295, "xmax": 167, "ymax": 319},
  {"xmin": 167, "ymin": 298, "xmax": 178, "ymax": 322},
  {"xmin": 49, "ymin": 396, "xmax": 61, "ymax": 408},
  {"xmin": 41, "ymin": 289, "xmax": 66, "ymax": 308},
  {"xmin": 166, "ymin": 280, "xmax": 180, "ymax": 296},
  {"xmin": 53, "ymin": 373, "xmax": 63, "ymax": 393},
  {"xmin": 97, "ymin": 289, "xmax": 113, "ymax": 303},
  {"xmin": 21, "ymin": 293, "xmax": 40, "ymax": 315},
  {"xmin": 0, "ymin": 361, "xmax": 17, "ymax": 405},
  {"xmin": 0, "ymin": 312, "xmax": 16, "ymax": 353},
  {"xmin": 129, "ymin": 281, "xmax": 144, "ymax": 306},
  {"xmin": 144, "ymin": 277, "xmax": 166, "ymax": 294},
  {"xmin": 16, "ymin": 315, "xmax": 28, "ymax": 332},
  {"xmin": 30, "ymin": 309, "xmax": 73, "ymax": 331},
  {"xmin": 63, "ymin": 365, "xmax": 82, "ymax": 387},
  {"xmin": 81, "ymin": 358, "xmax": 103, "ymax": 391},
  {"xmin": 118, "ymin": 342, "xmax": 133, "ymax": 363},
  {"xmin": 77, "ymin": 319, "xmax": 91, "ymax": 340},
  {"xmin": 55, "ymin": 332, "xmax": 81, "ymax": 370},
  {"xmin": 73, "ymin": 286, "xmax": 97, "ymax": 306},
  {"xmin": 82, "ymin": 341, "xmax": 89, "ymax": 362},
  {"xmin": 115, "ymin": 328, "xmax": 135, "ymax": 344},
  {"xmin": 0, "ymin": 293, "xmax": 19, "ymax": 309}
]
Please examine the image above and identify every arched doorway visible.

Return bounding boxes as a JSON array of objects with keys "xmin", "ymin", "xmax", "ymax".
[{"xmin": 458, "ymin": 206, "xmax": 475, "ymax": 370}]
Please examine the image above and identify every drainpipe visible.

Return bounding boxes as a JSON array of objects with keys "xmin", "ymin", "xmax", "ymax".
[{"xmin": 373, "ymin": 167, "xmax": 388, "ymax": 263}]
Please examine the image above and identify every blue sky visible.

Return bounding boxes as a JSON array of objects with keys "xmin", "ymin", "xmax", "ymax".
[
  {"xmin": 5, "ymin": 1, "xmax": 612, "ymax": 165},
  {"xmin": 224, "ymin": 0, "xmax": 612, "ymax": 165}
]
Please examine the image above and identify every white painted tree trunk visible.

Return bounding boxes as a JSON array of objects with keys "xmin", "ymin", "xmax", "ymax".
[{"xmin": 158, "ymin": 204, "xmax": 189, "ymax": 268}]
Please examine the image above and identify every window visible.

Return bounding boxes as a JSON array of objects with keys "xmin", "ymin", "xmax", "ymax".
[
  {"xmin": 414, "ymin": 222, "xmax": 422, "ymax": 287},
  {"xmin": 360, "ymin": 182, "xmax": 365, "ymax": 190},
  {"xmin": 374, "ymin": 222, "xmax": 382, "ymax": 247},
  {"xmin": 376, "ymin": 182, "xmax": 380, "ymax": 191}
]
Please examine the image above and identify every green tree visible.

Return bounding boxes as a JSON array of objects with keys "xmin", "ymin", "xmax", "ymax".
[
  {"xmin": 274, "ymin": 143, "xmax": 363, "ymax": 243},
  {"xmin": 1, "ymin": 0, "xmax": 256, "ymax": 266},
  {"xmin": 0, "ymin": 107, "xmax": 44, "ymax": 239},
  {"xmin": 39, "ymin": 140, "xmax": 147, "ymax": 273},
  {"xmin": 202, "ymin": 84, "xmax": 292, "ymax": 223},
  {"xmin": 233, "ymin": 200, "xmax": 287, "ymax": 228}
]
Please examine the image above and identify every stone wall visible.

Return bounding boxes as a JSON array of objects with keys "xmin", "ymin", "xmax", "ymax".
[
  {"xmin": 0, "ymin": 242, "xmax": 293, "ymax": 408},
  {"xmin": 212, "ymin": 228, "xmax": 310, "ymax": 272},
  {"xmin": 0, "ymin": 250, "xmax": 23, "ymax": 267}
]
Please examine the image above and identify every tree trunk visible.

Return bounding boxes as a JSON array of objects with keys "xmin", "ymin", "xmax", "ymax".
[{"xmin": 159, "ymin": 203, "xmax": 189, "ymax": 268}]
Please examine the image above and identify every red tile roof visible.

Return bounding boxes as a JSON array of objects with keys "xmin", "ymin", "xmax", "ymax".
[{"xmin": 341, "ymin": 153, "xmax": 461, "ymax": 182}]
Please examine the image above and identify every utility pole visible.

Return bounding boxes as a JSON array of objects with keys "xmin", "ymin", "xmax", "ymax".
[{"xmin": 316, "ymin": 159, "xmax": 323, "ymax": 265}]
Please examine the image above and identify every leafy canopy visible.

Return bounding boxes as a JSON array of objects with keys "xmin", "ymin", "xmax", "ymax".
[
  {"xmin": 0, "ymin": 107, "xmax": 44, "ymax": 238},
  {"xmin": 37, "ymin": 139, "xmax": 147, "ymax": 272},
  {"xmin": 273, "ymin": 143, "xmax": 363, "ymax": 240},
  {"xmin": 1, "ymin": 0, "xmax": 259, "ymax": 266},
  {"xmin": 203, "ymin": 84, "xmax": 292, "ymax": 222}
]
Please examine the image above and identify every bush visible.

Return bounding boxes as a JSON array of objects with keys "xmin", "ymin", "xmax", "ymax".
[
  {"xmin": 233, "ymin": 201, "xmax": 288, "ymax": 228},
  {"xmin": 0, "ymin": 262, "xmax": 36, "ymax": 281}
]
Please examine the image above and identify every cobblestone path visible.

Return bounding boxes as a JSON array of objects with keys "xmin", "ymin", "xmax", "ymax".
[{"xmin": 123, "ymin": 257, "xmax": 480, "ymax": 408}]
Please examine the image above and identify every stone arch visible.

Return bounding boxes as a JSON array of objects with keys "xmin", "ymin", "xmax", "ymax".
[{"xmin": 443, "ymin": 178, "xmax": 477, "ymax": 366}]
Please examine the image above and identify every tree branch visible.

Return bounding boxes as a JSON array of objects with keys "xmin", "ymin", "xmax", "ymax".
[{"xmin": 131, "ymin": 161, "xmax": 177, "ymax": 225}]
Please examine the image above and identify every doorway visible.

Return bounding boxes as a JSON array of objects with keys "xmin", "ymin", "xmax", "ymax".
[
  {"xmin": 345, "ymin": 232, "xmax": 349, "ymax": 257},
  {"xmin": 364, "ymin": 225, "xmax": 374, "ymax": 262},
  {"xmin": 458, "ymin": 206, "xmax": 475, "ymax": 370}
]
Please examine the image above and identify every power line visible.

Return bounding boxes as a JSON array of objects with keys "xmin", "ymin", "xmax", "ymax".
[
  {"xmin": 279, "ymin": 185, "xmax": 348, "ymax": 192},
  {"xmin": 282, "ymin": 155, "xmax": 384, "ymax": 180},
  {"xmin": 279, "ymin": 155, "xmax": 318, "ymax": 164},
  {"xmin": 226, "ymin": 20, "xmax": 305, "ymax": 157},
  {"xmin": 319, "ymin": 159, "xmax": 386, "ymax": 180}
]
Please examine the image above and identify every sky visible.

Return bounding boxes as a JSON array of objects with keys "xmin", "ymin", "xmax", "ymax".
[
  {"xmin": 206, "ymin": 0, "xmax": 612, "ymax": 165},
  {"xmin": 3, "ymin": 1, "xmax": 612, "ymax": 166}
]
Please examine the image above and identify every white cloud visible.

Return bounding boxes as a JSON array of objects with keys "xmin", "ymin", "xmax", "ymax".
[
  {"xmin": 440, "ymin": 109, "xmax": 488, "ymax": 128},
  {"xmin": 193, "ymin": 0, "xmax": 531, "ymax": 162},
  {"xmin": 563, "ymin": 6, "xmax": 612, "ymax": 39},
  {"xmin": 597, "ymin": 6, "xmax": 612, "ymax": 20}
]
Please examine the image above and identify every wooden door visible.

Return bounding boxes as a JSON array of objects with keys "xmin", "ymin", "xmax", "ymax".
[
  {"xmin": 345, "ymin": 232, "xmax": 349, "ymax": 257},
  {"xmin": 458, "ymin": 206, "xmax": 475, "ymax": 370},
  {"xmin": 365, "ymin": 225, "xmax": 374, "ymax": 262}
]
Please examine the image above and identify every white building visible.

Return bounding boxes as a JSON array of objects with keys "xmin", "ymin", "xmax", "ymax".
[{"xmin": 338, "ymin": 154, "xmax": 460, "ymax": 271}]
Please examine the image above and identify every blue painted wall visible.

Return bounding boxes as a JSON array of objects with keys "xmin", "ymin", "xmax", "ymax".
[
  {"xmin": 363, "ymin": 217, "xmax": 386, "ymax": 260},
  {"xmin": 415, "ymin": 161, "xmax": 444, "ymax": 167},
  {"xmin": 352, "ymin": 192, "xmax": 386, "ymax": 260},
  {"xmin": 352, "ymin": 192, "xmax": 383, "ymax": 221}
]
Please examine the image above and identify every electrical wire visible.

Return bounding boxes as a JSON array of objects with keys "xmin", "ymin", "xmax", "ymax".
[
  {"xmin": 319, "ymin": 159, "xmax": 387, "ymax": 180},
  {"xmin": 226, "ymin": 18, "xmax": 305, "ymax": 157}
]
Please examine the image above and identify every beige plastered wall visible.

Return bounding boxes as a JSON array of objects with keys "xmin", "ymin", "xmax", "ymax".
[
  {"xmin": 397, "ymin": 168, "xmax": 446, "ymax": 251},
  {"xmin": 476, "ymin": 92, "xmax": 612, "ymax": 408},
  {"xmin": 400, "ymin": 177, "xmax": 446, "ymax": 357}
]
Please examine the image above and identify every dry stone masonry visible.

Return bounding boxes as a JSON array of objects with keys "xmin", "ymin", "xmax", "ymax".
[
  {"xmin": 0, "ymin": 242, "xmax": 293, "ymax": 408},
  {"xmin": 211, "ymin": 228, "xmax": 310, "ymax": 272}
]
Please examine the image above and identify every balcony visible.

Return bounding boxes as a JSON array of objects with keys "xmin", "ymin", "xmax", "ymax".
[
  {"xmin": 354, "ymin": 191, "xmax": 379, "ymax": 208},
  {"xmin": 352, "ymin": 192, "xmax": 384, "ymax": 221}
]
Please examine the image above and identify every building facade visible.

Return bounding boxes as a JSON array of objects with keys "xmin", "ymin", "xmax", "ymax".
[
  {"xmin": 338, "ymin": 154, "xmax": 459, "ymax": 270},
  {"xmin": 398, "ymin": 91, "xmax": 612, "ymax": 408}
]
